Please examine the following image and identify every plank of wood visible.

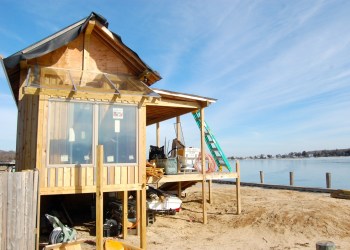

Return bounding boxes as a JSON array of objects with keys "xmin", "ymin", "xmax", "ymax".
[
  {"xmin": 0, "ymin": 173, "xmax": 7, "ymax": 250},
  {"xmin": 83, "ymin": 20, "xmax": 95, "ymax": 71},
  {"xmin": 17, "ymin": 172, "xmax": 25, "ymax": 249},
  {"xmin": 24, "ymin": 171, "xmax": 31, "ymax": 250},
  {"xmin": 96, "ymin": 145, "xmax": 104, "ymax": 250},
  {"xmin": 80, "ymin": 167, "xmax": 86, "ymax": 187},
  {"xmin": 35, "ymin": 96, "xmax": 45, "ymax": 170},
  {"xmin": 15, "ymin": 100, "xmax": 24, "ymax": 170},
  {"xmin": 32, "ymin": 170, "xmax": 39, "ymax": 250},
  {"xmin": 24, "ymin": 96, "xmax": 33, "ymax": 170},
  {"xmin": 109, "ymin": 166, "xmax": 115, "ymax": 185},
  {"xmin": 43, "ymin": 239, "xmax": 85, "ymax": 250},
  {"xmin": 39, "ymin": 183, "xmax": 142, "ymax": 195},
  {"xmin": 121, "ymin": 167, "xmax": 128, "ymax": 185},
  {"xmin": 23, "ymin": 87, "xmax": 146, "ymax": 104},
  {"xmin": 30, "ymin": 96, "xmax": 39, "ymax": 170},
  {"xmin": 86, "ymin": 167, "xmax": 94, "ymax": 186},
  {"xmin": 48, "ymin": 168, "xmax": 55, "ymax": 188},
  {"xmin": 63, "ymin": 167, "xmax": 71, "ymax": 188},
  {"xmin": 6, "ymin": 172, "xmax": 13, "ymax": 249},
  {"xmin": 128, "ymin": 166, "xmax": 135, "ymax": 184},
  {"xmin": 236, "ymin": 161, "xmax": 241, "ymax": 215},
  {"xmin": 39, "ymin": 96, "xmax": 49, "ymax": 192},
  {"xmin": 136, "ymin": 190, "xmax": 140, "ymax": 236},
  {"xmin": 140, "ymin": 188, "xmax": 147, "ymax": 249},
  {"xmin": 122, "ymin": 191, "xmax": 128, "ymax": 239},
  {"xmin": 57, "ymin": 167, "xmax": 64, "ymax": 187},
  {"xmin": 114, "ymin": 166, "xmax": 121, "ymax": 185},
  {"xmin": 200, "ymin": 108, "xmax": 207, "ymax": 225},
  {"xmin": 103, "ymin": 166, "xmax": 108, "ymax": 186}
]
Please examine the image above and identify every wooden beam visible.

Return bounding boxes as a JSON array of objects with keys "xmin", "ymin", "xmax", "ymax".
[
  {"xmin": 140, "ymin": 187, "xmax": 147, "ymax": 249},
  {"xmin": 83, "ymin": 20, "xmax": 95, "ymax": 71},
  {"xmin": 176, "ymin": 116, "xmax": 181, "ymax": 172},
  {"xmin": 136, "ymin": 190, "xmax": 140, "ymax": 236},
  {"xmin": 147, "ymin": 98, "xmax": 201, "ymax": 109},
  {"xmin": 177, "ymin": 182, "xmax": 182, "ymax": 198},
  {"xmin": 200, "ymin": 108, "xmax": 207, "ymax": 224},
  {"xmin": 23, "ymin": 87, "xmax": 146, "ymax": 103},
  {"xmin": 156, "ymin": 123, "xmax": 160, "ymax": 147},
  {"xmin": 147, "ymin": 172, "xmax": 238, "ymax": 184},
  {"xmin": 96, "ymin": 145, "xmax": 104, "ymax": 250},
  {"xmin": 35, "ymin": 195, "xmax": 41, "ymax": 250},
  {"xmin": 236, "ymin": 161, "xmax": 241, "ymax": 215},
  {"xmin": 122, "ymin": 191, "xmax": 128, "ymax": 239},
  {"xmin": 39, "ymin": 183, "xmax": 143, "ymax": 195}
]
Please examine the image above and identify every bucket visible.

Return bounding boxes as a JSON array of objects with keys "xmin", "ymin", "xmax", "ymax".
[{"xmin": 156, "ymin": 158, "xmax": 178, "ymax": 175}]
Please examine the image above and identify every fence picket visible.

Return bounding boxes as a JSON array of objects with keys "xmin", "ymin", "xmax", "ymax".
[{"xmin": 0, "ymin": 170, "xmax": 38, "ymax": 250}]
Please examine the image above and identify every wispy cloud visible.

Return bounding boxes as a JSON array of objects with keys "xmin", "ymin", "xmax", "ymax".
[
  {"xmin": 0, "ymin": 27, "xmax": 25, "ymax": 44},
  {"xmin": 148, "ymin": 0, "xmax": 350, "ymax": 155},
  {"xmin": 0, "ymin": 0, "xmax": 349, "ymax": 154}
]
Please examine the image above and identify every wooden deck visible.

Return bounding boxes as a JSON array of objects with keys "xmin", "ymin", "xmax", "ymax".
[{"xmin": 147, "ymin": 172, "xmax": 238, "ymax": 184}]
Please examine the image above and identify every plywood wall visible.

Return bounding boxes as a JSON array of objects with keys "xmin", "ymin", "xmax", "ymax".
[
  {"xmin": 27, "ymin": 31, "xmax": 136, "ymax": 76},
  {"xmin": 27, "ymin": 33, "xmax": 84, "ymax": 70},
  {"xmin": 15, "ymin": 94, "xmax": 39, "ymax": 171}
]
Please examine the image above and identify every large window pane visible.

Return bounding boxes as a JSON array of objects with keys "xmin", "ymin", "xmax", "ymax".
[
  {"xmin": 49, "ymin": 102, "xmax": 93, "ymax": 165},
  {"xmin": 98, "ymin": 104, "xmax": 137, "ymax": 164}
]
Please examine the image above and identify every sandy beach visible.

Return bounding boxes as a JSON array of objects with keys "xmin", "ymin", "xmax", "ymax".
[{"xmin": 80, "ymin": 183, "xmax": 350, "ymax": 250}]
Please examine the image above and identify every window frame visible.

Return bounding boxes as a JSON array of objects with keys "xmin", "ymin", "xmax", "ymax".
[{"xmin": 46, "ymin": 99, "xmax": 139, "ymax": 168}]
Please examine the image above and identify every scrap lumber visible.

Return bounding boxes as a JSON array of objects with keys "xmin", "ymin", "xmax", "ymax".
[{"xmin": 146, "ymin": 162, "xmax": 164, "ymax": 181}]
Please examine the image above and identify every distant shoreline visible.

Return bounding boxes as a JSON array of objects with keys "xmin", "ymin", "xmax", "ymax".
[{"xmin": 231, "ymin": 155, "xmax": 350, "ymax": 160}]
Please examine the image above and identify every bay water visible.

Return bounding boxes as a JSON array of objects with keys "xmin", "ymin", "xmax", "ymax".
[{"xmin": 228, "ymin": 157, "xmax": 350, "ymax": 189}]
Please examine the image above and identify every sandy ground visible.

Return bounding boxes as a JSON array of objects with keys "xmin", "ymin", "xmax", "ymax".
[{"xmin": 76, "ymin": 183, "xmax": 350, "ymax": 249}]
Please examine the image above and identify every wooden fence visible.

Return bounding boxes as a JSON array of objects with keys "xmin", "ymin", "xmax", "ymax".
[{"xmin": 0, "ymin": 170, "xmax": 39, "ymax": 250}]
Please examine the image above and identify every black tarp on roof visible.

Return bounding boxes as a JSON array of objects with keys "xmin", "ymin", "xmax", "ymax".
[
  {"xmin": 3, "ymin": 12, "xmax": 107, "ymax": 69},
  {"xmin": 2, "ymin": 11, "xmax": 161, "ymax": 104}
]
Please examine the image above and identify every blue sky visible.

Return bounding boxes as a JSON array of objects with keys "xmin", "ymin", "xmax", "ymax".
[{"xmin": 0, "ymin": 0, "xmax": 349, "ymax": 156}]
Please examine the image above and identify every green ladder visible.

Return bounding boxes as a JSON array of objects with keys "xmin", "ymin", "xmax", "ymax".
[{"xmin": 192, "ymin": 111, "xmax": 232, "ymax": 172}]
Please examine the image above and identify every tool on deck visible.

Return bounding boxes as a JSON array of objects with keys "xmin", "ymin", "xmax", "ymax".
[
  {"xmin": 192, "ymin": 110, "xmax": 232, "ymax": 172},
  {"xmin": 45, "ymin": 213, "xmax": 77, "ymax": 244}
]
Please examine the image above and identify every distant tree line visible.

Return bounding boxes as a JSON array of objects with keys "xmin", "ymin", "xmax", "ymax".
[
  {"xmin": 229, "ymin": 148, "xmax": 350, "ymax": 160},
  {"xmin": 0, "ymin": 150, "xmax": 15, "ymax": 162}
]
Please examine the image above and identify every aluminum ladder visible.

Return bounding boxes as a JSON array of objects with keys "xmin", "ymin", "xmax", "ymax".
[{"xmin": 192, "ymin": 111, "xmax": 232, "ymax": 172}]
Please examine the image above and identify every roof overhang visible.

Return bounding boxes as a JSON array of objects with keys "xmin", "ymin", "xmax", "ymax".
[{"xmin": 146, "ymin": 88, "xmax": 216, "ymax": 126}]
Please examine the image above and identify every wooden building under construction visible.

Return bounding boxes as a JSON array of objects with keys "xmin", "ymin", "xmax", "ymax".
[{"xmin": 1, "ymin": 12, "xmax": 240, "ymax": 249}]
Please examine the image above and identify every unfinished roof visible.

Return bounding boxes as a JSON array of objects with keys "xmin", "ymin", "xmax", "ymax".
[
  {"xmin": 2, "ymin": 12, "xmax": 161, "ymax": 103},
  {"xmin": 146, "ymin": 88, "xmax": 216, "ymax": 125}
]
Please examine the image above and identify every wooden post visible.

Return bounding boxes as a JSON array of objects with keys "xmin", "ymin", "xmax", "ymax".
[
  {"xmin": 259, "ymin": 171, "xmax": 264, "ymax": 184},
  {"xmin": 35, "ymin": 194, "xmax": 41, "ymax": 250},
  {"xmin": 326, "ymin": 173, "xmax": 331, "ymax": 189},
  {"xmin": 236, "ymin": 161, "xmax": 241, "ymax": 215},
  {"xmin": 208, "ymin": 180, "xmax": 213, "ymax": 204},
  {"xmin": 178, "ymin": 182, "xmax": 182, "ymax": 198},
  {"xmin": 316, "ymin": 241, "xmax": 336, "ymax": 250},
  {"xmin": 156, "ymin": 122, "xmax": 160, "ymax": 147},
  {"xmin": 96, "ymin": 145, "xmax": 104, "ymax": 250},
  {"xmin": 136, "ymin": 190, "xmax": 140, "ymax": 236},
  {"xmin": 122, "ymin": 191, "xmax": 128, "ymax": 239},
  {"xmin": 140, "ymin": 187, "xmax": 147, "ymax": 249},
  {"xmin": 176, "ymin": 116, "xmax": 181, "ymax": 173},
  {"xmin": 289, "ymin": 172, "xmax": 294, "ymax": 186},
  {"xmin": 200, "ymin": 108, "xmax": 207, "ymax": 224}
]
